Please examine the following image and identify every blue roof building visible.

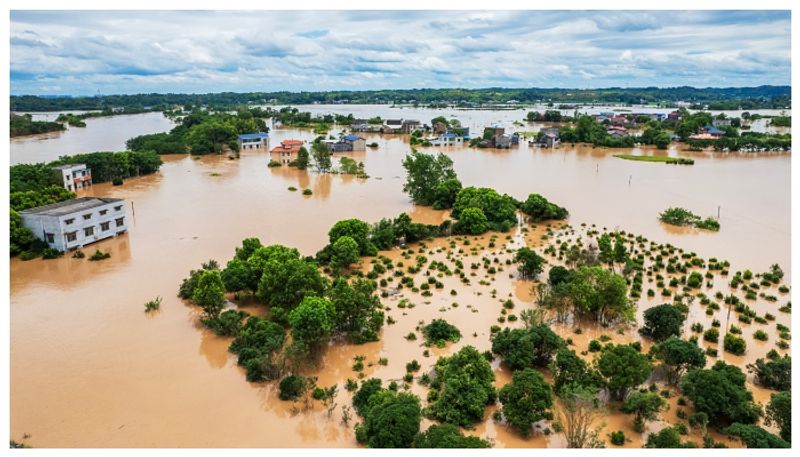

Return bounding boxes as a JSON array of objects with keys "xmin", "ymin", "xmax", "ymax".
[{"xmin": 237, "ymin": 132, "xmax": 270, "ymax": 150}]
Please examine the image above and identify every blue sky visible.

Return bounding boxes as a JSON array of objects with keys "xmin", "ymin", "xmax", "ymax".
[{"xmin": 9, "ymin": 10, "xmax": 791, "ymax": 95}]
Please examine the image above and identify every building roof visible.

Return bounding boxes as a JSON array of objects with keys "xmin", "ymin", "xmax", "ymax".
[
  {"xmin": 238, "ymin": 132, "xmax": 269, "ymax": 140},
  {"xmin": 342, "ymin": 134, "xmax": 364, "ymax": 142},
  {"xmin": 20, "ymin": 197, "xmax": 124, "ymax": 217},
  {"xmin": 705, "ymin": 126, "xmax": 723, "ymax": 135},
  {"xmin": 52, "ymin": 164, "xmax": 87, "ymax": 170},
  {"xmin": 280, "ymin": 139, "xmax": 304, "ymax": 146}
]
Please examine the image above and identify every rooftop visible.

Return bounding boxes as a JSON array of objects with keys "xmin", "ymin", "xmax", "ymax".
[
  {"xmin": 342, "ymin": 134, "xmax": 363, "ymax": 142},
  {"xmin": 20, "ymin": 197, "xmax": 125, "ymax": 217},
  {"xmin": 52, "ymin": 163, "xmax": 87, "ymax": 170},
  {"xmin": 238, "ymin": 132, "xmax": 269, "ymax": 140}
]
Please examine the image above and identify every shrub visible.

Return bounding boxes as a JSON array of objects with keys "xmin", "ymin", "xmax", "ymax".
[
  {"xmin": 278, "ymin": 375, "xmax": 307, "ymax": 401},
  {"xmin": 724, "ymin": 333, "xmax": 747, "ymax": 355},
  {"xmin": 421, "ymin": 319, "xmax": 461, "ymax": 346},
  {"xmin": 88, "ymin": 249, "xmax": 111, "ymax": 261}
]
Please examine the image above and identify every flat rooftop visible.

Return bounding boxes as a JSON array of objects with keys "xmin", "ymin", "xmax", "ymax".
[
  {"xmin": 20, "ymin": 197, "xmax": 124, "ymax": 217},
  {"xmin": 52, "ymin": 164, "xmax": 87, "ymax": 170}
]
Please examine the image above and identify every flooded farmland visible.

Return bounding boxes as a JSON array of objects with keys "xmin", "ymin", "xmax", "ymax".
[{"xmin": 9, "ymin": 109, "xmax": 791, "ymax": 447}]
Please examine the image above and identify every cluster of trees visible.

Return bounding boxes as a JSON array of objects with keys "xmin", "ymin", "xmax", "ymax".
[
  {"xmin": 525, "ymin": 110, "xmax": 565, "ymax": 122},
  {"xmin": 540, "ymin": 265, "xmax": 635, "ymax": 326},
  {"xmin": 559, "ymin": 115, "xmax": 637, "ymax": 148},
  {"xmin": 659, "ymin": 207, "xmax": 720, "ymax": 231},
  {"xmin": 12, "ymin": 86, "xmax": 789, "ymax": 111},
  {"xmin": 50, "ymin": 150, "xmax": 163, "ymax": 183},
  {"xmin": 126, "ymin": 108, "xmax": 268, "ymax": 154},
  {"xmin": 425, "ymin": 346, "xmax": 496, "ymax": 427},
  {"xmin": 10, "ymin": 113, "xmax": 65, "ymax": 137}
]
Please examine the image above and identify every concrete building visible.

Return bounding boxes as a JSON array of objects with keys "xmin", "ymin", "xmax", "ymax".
[
  {"xmin": 53, "ymin": 164, "xmax": 92, "ymax": 191},
  {"xmin": 383, "ymin": 119, "xmax": 404, "ymax": 133},
  {"xmin": 20, "ymin": 197, "xmax": 128, "ymax": 252},
  {"xmin": 427, "ymin": 131, "xmax": 463, "ymax": 146},
  {"xmin": 401, "ymin": 119, "xmax": 422, "ymax": 133},
  {"xmin": 237, "ymin": 132, "xmax": 270, "ymax": 151},
  {"xmin": 269, "ymin": 139, "xmax": 304, "ymax": 165}
]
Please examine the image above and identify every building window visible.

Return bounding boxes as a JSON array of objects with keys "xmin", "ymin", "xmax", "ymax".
[
  {"xmin": 66, "ymin": 232, "xmax": 77, "ymax": 242},
  {"xmin": 115, "ymin": 205, "xmax": 123, "ymax": 211},
  {"xmin": 115, "ymin": 217, "xmax": 125, "ymax": 227},
  {"xmin": 83, "ymin": 213, "xmax": 92, "ymax": 220},
  {"xmin": 84, "ymin": 226, "xmax": 94, "ymax": 237},
  {"xmin": 99, "ymin": 209, "xmax": 108, "ymax": 215},
  {"xmin": 101, "ymin": 222, "xmax": 110, "ymax": 231},
  {"xmin": 45, "ymin": 233, "xmax": 55, "ymax": 244},
  {"xmin": 65, "ymin": 218, "xmax": 74, "ymax": 225}
]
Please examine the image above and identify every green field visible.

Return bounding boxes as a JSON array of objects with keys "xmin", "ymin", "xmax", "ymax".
[{"xmin": 613, "ymin": 154, "xmax": 694, "ymax": 165}]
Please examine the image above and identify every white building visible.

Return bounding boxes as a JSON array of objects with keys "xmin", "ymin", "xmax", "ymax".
[
  {"xmin": 237, "ymin": 132, "xmax": 270, "ymax": 150},
  {"xmin": 20, "ymin": 197, "xmax": 129, "ymax": 252},
  {"xmin": 53, "ymin": 164, "xmax": 92, "ymax": 191},
  {"xmin": 427, "ymin": 131, "xmax": 463, "ymax": 146}
]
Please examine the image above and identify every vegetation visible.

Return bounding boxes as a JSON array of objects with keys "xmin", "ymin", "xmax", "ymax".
[
  {"xmin": 723, "ymin": 423, "xmax": 789, "ymax": 448},
  {"xmin": 520, "ymin": 193, "xmax": 568, "ymax": 221},
  {"xmin": 765, "ymin": 391, "xmax": 791, "ymax": 443},
  {"xmin": 412, "ymin": 423, "xmax": 491, "ymax": 448},
  {"xmin": 425, "ymin": 346, "xmax": 496, "ymax": 427},
  {"xmin": 401, "ymin": 150, "xmax": 459, "ymax": 207},
  {"xmin": 559, "ymin": 385, "xmax": 604, "ymax": 449},
  {"xmin": 659, "ymin": 207, "xmax": 720, "ymax": 231},
  {"xmin": 639, "ymin": 304, "xmax": 686, "ymax": 341},
  {"xmin": 514, "ymin": 247, "xmax": 545, "ymax": 279},
  {"xmin": 650, "ymin": 336, "xmax": 706, "ymax": 385},
  {"xmin": 613, "ymin": 154, "xmax": 694, "ymax": 165},
  {"xmin": 451, "ymin": 187, "xmax": 518, "ymax": 233},
  {"xmin": 549, "ymin": 348, "xmax": 603, "ymax": 395},
  {"xmin": 498, "ymin": 368, "xmax": 554, "ymax": 437},
  {"xmin": 596, "ymin": 343, "xmax": 652, "ymax": 400},
  {"xmin": 622, "ymin": 391, "xmax": 667, "ymax": 432},
  {"xmin": 492, "ymin": 324, "xmax": 563, "ymax": 370},
  {"xmin": 10, "ymin": 113, "xmax": 65, "ymax": 137},
  {"xmin": 747, "ymin": 355, "xmax": 791, "ymax": 391},
  {"xmin": 421, "ymin": 319, "xmax": 461, "ymax": 346},
  {"xmin": 355, "ymin": 389, "xmax": 422, "ymax": 448},
  {"xmin": 644, "ymin": 426, "xmax": 697, "ymax": 448},
  {"xmin": 680, "ymin": 361, "xmax": 761, "ymax": 425}
]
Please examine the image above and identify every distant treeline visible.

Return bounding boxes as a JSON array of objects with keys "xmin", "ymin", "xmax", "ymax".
[
  {"xmin": 10, "ymin": 86, "xmax": 791, "ymax": 111},
  {"xmin": 10, "ymin": 113, "xmax": 65, "ymax": 137}
]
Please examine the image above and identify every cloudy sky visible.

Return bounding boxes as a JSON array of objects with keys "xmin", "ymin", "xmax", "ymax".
[{"xmin": 9, "ymin": 10, "xmax": 791, "ymax": 95}]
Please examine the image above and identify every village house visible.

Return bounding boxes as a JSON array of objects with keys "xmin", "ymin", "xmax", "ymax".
[
  {"xmin": 427, "ymin": 131, "xmax": 463, "ymax": 146},
  {"xmin": 237, "ymin": 132, "xmax": 269, "ymax": 151},
  {"xmin": 536, "ymin": 127, "xmax": 561, "ymax": 147},
  {"xmin": 270, "ymin": 139, "xmax": 304, "ymax": 165},
  {"xmin": 20, "ymin": 197, "xmax": 128, "ymax": 252},
  {"xmin": 53, "ymin": 164, "xmax": 92, "ymax": 191},
  {"xmin": 666, "ymin": 111, "xmax": 682, "ymax": 123},
  {"xmin": 401, "ymin": 119, "xmax": 422, "ymax": 133},
  {"xmin": 690, "ymin": 125, "xmax": 723, "ymax": 140},
  {"xmin": 328, "ymin": 134, "xmax": 366, "ymax": 152},
  {"xmin": 607, "ymin": 125, "xmax": 628, "ymax": 138},
  {"xmin": 382, "ymin": 119, "xmax": 404, "ymax": 133},
  {"xmin": 350, "ymin": 119, "xmax": 369, "ymax": 132}
]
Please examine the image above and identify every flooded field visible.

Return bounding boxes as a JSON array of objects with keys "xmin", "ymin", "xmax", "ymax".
[{"xmin": 9, "ymin": 111, "xmax": 791, "ymax": 447}]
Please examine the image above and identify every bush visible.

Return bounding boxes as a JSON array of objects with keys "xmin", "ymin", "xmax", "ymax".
[
  {"xmin": 41, "ymin": 247, "xmax": 63, "ymax": 259},
  {"xmin": 112, "ymin": 177, "xmax": 123, "ymax": 186},
  {"xmin": 355, "ymin": 390, "xmax": 421, "ymax": 448},
  {"xmin": 421, "ymin": 319, "xmax": 461, "ymax": 346},
  {"xmin": 425, "ymin": 346, "xmax": 496, "ymax": 427},
  {"xmin": 144, "ymin": 296, "xmax": 162, "ymax": 313},
  {"xmin": 724, "ymin": 333, "xmax": 747, "ymax": 355},
  {"xmin": 278, "ymin": 375, "xmax": 306, "ymax": 401},
  {"xmin": 412, "ymin": 423, "xmax": 491, "ymax": 448},
  {"xmin": 88, "ymin": 249, "xmax": 111, "ymax": 261},
  {"xmin": 302, "ymin": 188, "xmax": 312, "ymax": 195},
  {"xmin": 610, "ymin": 431, "xmax": 626, "ymax": 446}
]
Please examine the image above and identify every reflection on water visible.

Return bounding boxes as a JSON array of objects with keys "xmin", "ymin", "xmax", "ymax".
[{"xmin": 9, "ymin": 110, "xmax": 790, "ymax": 447}]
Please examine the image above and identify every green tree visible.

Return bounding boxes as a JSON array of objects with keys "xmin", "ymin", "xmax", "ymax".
[
  {"xmin": 559, "ymin": 385, "xmax": 604, "ymax": 449},
  {"xmin": 330, "ymin": 236, "xmax": 360, "ymax": 273},
  {"xmin": 353, "ymin": 378, "xmax": 383, "ymax": 416},
  {"xmin": 520, "ymin": 193, "xmax": 568, "ymax": 221},
  {"xmin": 596, "ymin": 344, "xmax": 652, "ymax": 400},
  {"xmin": 597, "ymin": 234, "xmax": 613, "ymax": 264},
  {"xmin": 192, "ymin": 269, "xmax": 226, "ymax": 318},
  {"xmin": 650, "ymin": 336, "xmax": 706, "ymax": 385},
  {"xmin": 640, "ymin": 304, "xmax": 686, "ymax": 341},
  {"xmin": 452, "ymin": 187, "xmax": 518, "ymax": 230},
  {"xmin": 311, "ymin": 140, "xmax": 332, "ymax": 172},
  {"xmin": 622, "ymin": 391, "xmax": 667, "ymax": 432},
  {"xmin": 723, "ymin": 423, "xmax": 789, "ymax": 448},
  {"xmin": 453, "ymin": 207, "xmax": 489, "ymax": 235},
  {"xmin": 288, "ymin": 296, "xmax": 336, "ymax": 351},
  {"xmin": 328, "ymin": 278, "xmax": 384, "ymax": 343},
  {"xmin": 654, "ymin": 132, "xmax": 672, "ymax": 149},
  {"xmin": 426, "ymin": 346, "xmax": 496, "ymax": 427},
  {"xmin": 328, "ymin": 219, "xmax": 376, "ymax": 256},
  {"xmin": 515, "ymin": 247, "xmax": 545, "ymax": 280},
  {"xmin": 295, "ymin": 146, "xmax": 310, "ymax": 170},
  {"xmin": 492, "ymin": 324, "xmax": 563, "ymax": 370},
  {"xmin": 432, "ymin": 178, "xmax": 462, "ymax": 210},
  {"xmin": 228, "ymin": 316, "xmax": 285, "ymax": 381},
  {"xmin": 612, "ymin": 236, "xmax": 628, "ymax": 264},
  {"xmin": 680, "ymin": 361, "xmax": 762, "ymax": 425},
  {"xmin": 644, "ymin": 426, "xmax": 697, "ymax": 448},
  {"xmin": 412, "ymin": 423, "xmax": 491, "ymax": 448},
  {"xmin": 355, "ymin": 390, "xmax": 422, "ymax": 448},
  {"xmin": 401, "ymin": 150, "xmax": 457, "ymax": 206},
  {"xmin": 549, "ymin": 348, "xmax": 603, "ymax": 395},
  {"xmin": 498, "ymin": 368, "xmax": 554, "ymax": 437},
  {"xmin": 548, "ymin": 265, "xmax": 573, "ymax": 287},
  {"xmin": 186, "ymin": 119, "xmax": 238, "ymax": 154},
  {"xmin": 564, "ymin": 266, "xmax": 634, "ymax": 324},
  {"xmin": 747, "ymin": 355, "xmax": 791, "ymax": 391},
  {"xmin": 221, "ymin": 259, "xmax": 257, "ymax": 295},
  {"xmin": 765, "ymin": 391, "xmax": 791, "ymax": 442},
  {"xmin": 10, "ymin": 210, "xmax": 41, "ymax": 256},
  {"xmin": 256, "ymin": 258, "xmax": 327, "ymax": 321}
]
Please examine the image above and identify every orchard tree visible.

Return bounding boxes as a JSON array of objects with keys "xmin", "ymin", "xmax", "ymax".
[
  {"xmin": 596, "ymin": 344, "xmax": 652, "ymax": 400},
  {"xmin": 520, "ymin": 193, "xmax": 568, "ymax": 221},
  {"xmin": 680, "ymin": 361, "xmax": 762, "ymax": 425},
  {"xmin": 650, "ymin": 336, "xmax": 706, "ymax": 385},
  {"xmin": 515, "ymin": 247, "xmax": 545, "ymax": 280},
  {"xmin": 331, "ymin": 236, "xmax": 360, "ymax": 273},
  {"xmin": 564, "ymin": 266, "xmax": 634, "ymax": 325},
  {"xmin": 426, "ymin": 345, "xmax": 496, "ymax": 427},
  {"xmin": 498, "ymin": 368, "xmax": 554, "ymax": 437}
]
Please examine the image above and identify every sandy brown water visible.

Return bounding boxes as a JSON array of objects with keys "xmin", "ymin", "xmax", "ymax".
[{"xmin": 9, "ymin": 112, "xmax": 791, "ymax": 447}]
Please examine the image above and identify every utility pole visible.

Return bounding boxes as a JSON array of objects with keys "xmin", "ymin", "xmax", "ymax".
[
  {"xmin": 718, "ymin": 205, "xmax": 721, "ymax": 220},
  {"xmin": 628, "ymin": 175, "xmax": 632, "ymax": 186}
]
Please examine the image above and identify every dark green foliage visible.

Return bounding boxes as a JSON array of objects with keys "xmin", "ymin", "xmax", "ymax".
[
  {"xmin": 402, "ymin": 150, "xmax": 458, "ymax": 206},
  {"xmin": 548, "ymin": 265, "xmax": 573, "ymax": 287},
  {"xmin": 10, "ymin": 113, "xmax": 65, "ymax": 137},
  {"xmin": 659, "ymin": 207, "xmax": 720, "ymax": 231},
  {"xmin": 610, "ymin": 431, "xmax": 626, "ymax": 446},
  {"xmin": 723, "ymin": 333, "xmax": 746, "ymax": 355},
  {"xmin": 723, "ymin": 423, "xmax": 789, "ymax": 448},
  {"xmin": 640, "ymin": 304, "xmax": 686, "ymax": 341},
  {"xmin": 432, "ymin": 178, "xmax": 463, "ymax": 210},
  {"xmin": 10, "ymin": 185, "xmax": 75, "ymax": 212},
  {"xmin": 256, "ymin": 257, "xmax": 327, "ymax": 320},
  {"xmin": 49, "ymin": 150, "xmax": 163, "ymax": 183},
  {"xmin": 650, "ymin": 336, "xmax": 706, "ymax": 385},
  {"xmin": 412, "ymin": 423, "xmax": 491, "ymax": 448},
  {"xmin": 288, "ymin": 296, "xmax": 335, "ymax": 351},
  {"xmin": 279, "ymin": 375, "xmax": 307, "ymax": 401},
  {"xmin": 491, "ymin": 324, "xmax": 563, "ymax": 370},
  {"xmin": 353, "ymin": 378, "xmax": 383, "ymax": 416},
  {"xmin": 330, "ymin": 235, "xmax": 360, "ymax": 272},
  {"xmin": 596, "ymin": 344, "xmax": 652, "ymax": 400},
  {"xmin": 422, "ymin": 319, "xmax": 461, "ymax": 346},
  {"xmin": 747, "ymin": 355, "xmax": 791, "ymax": 390},
  {"xmin": 520, "ymin": 193, "xmax": 568, "ymax": 221},
  {"xmin": 644, "ymin": 426, "xmax": 698, "ymax": 448},
  {"xmin": 622, "ymin": 391, "xmax": 667, "ymax": 432},
  {"xmin": 765, "ymin": 391, "xmax": 791, "ymax": 442},
  {"xmin": 328, "ymin": 219, "xmax": 376, "ymax": 256},
  {"xmin": 515, "ymin": 247, "xmax": 545, "ymax": 280},
  {"xmin": 680, "ymin": 361, "xmax": 762, "ymax": 425},
  {"xmin": 355, "ymin": 390, "xmax": 422, "ymax": 448},
  {"xmin": 191, "ymin": 269, "xmax": 226, "ymax": 318},
  {"xmin": 328, "ymin": 277, "xmax": 384, "ymax": 343},
  {"xmin": 549, "ymin": 348, "xmax": 603, "ymax": 395},
  {"xmin": 426, "ymin": 346, "xmax": 496, "ymax": 427},
  {"xmin": 451, "ymin": 187, "xmax": 518, "ymax": 231},
  {"xmin": 203, "ymin": 309, "xmax": 248, "ymax": 336},
  {"xmin": 498, "ymin": 368, "xmax": 554, "ymax": 437},
  {"xmin": 452, "ymin": 207, "xmax": 489, "ymax": 235},
  {"xmin": 562, "ymin": 266, "xmax": 634, "ymax": 324},
  {"xmin": 229, "ymin": 316, "xmax": 285, "ymax": 382}
]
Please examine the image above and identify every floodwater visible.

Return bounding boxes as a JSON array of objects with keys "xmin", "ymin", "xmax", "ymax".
[{"xmin": 9, "ymin": 110, "xmax": 791, "ymax": 447}]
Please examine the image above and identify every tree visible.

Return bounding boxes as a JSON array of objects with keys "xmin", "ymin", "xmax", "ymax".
[
  {"xmin": 654, "ymin": 132, "xmax": 671, "ymax": 149},
  {"xmin": 288, "ymin": 296, "xmax": 336, "ymax": 351},
  {"xmin": 644, "ymin": 426, "xmax": 697, "ymax": 448},
  {"xmin": 412, "ymin": 423, "xmax": 491, "ymax": 448},
  {"xmin": 221, "ymin": 258, "xmax": 257, "ymax": 295},
  {"xmin": 548, "ymin": 265, "xmax": 573, "ymax": 287},
  {"xmin": 426, "ymin": 346, "xmax": 496, "ymax": 427},
  {"xmin": 421, "ymin": 319, "xmax": 461, "ymax": 346},
  {"xmin": 453, "ymin": 207, "xmax": 489, "ymax": 235},
  {"xmin": 747, "ymin": 355, "xmax": 791, "ymax": 391},
  {"xmin": 328, "ymin": 219, "xmax": 376, "ymax": 256},
  {"xmin": 353, "ymin": 378, "xmax": 383, "ymax": 416},
  {"xmin": 723, "ymin": 333, "xmax": 746, "ymax": 355},
  {"xmin": 765, "ymin": 391, "xmax": 790, "ymax": 442},
  {"xmin": 563, "ymin": 266, "xmax": 634, "ymax": 325},
  {"xmin": 186, "ymin": 119, "xmax": 237, "ymax": 154},
  {"xmin": 559, "ymin": 385, "xmax": 604, "ymax": 449},
  {"xmin": 498, "ymin": 368, "xmax": 554, "ymax": 437},
  {"xmin": 640, "ymin": 304, "xmax": 686, "ymax": 341},
  {"xmin": 432, "ymin": 178, "xmax": 462, "ymax": 210},
  {"xmin": 723, "ymin": 423, "xmax": 789, "ymax": 448},
  {"xmin": 452, "ymin": 187, "xmax": 518, "ymax": 231},
  {"xmin": 355, "ymin": 390, "xmax": 422, "ymax": 448},
  {"xmin": 330, "ymin": 236, "xmax": 360, "ymax": 273},
  {"xmin": 256, "ymin": 258, "xmax": 327, "ymax": 320},
  {"xmin": 680, "ymin": 361, "xmax": 761, "ymax": 425},
  {"xmin": 549, "ymin": 348, "xmax": 603, "ymax": 395},
  {"xmin": 10, "ymin": 210, "xmax": 42, "ymax": 256},
  {"xmin": 229, "ymin": 316, "xmax": 285, "ymax": 381},
  {"xmin": 622, "ymin": 391, "xmax": 667, "ymax": 432},
  {"xmin": 311, "ymin": 140, "xmax": 332, "ymax": 172},
  {"xmin": 328, "ymin": 278, "xmax": 384, "ymax": 343},
  {"xmin": 515, "ymin": 247, "xmax": 545, "ymax": 280},
  {"xmin": 192, "ymin": 269, "xmax": 226, "ymax": 318},
  {"xmin": 520, "ymin": 193, "xmax": 568, "ymax": 221},
  {"xmin": 492, "ymin": 324, "xmax": 563, "ymax": 370},
  {"xmin": 612, "ymin": 236, "xmax": 628, "ymax": 264},
  {"xmin": 295, "ymin": 146, "xmax": 310, "ymax": 170},
  {"xmin": 233, "ymin": 237, "xmax": 263, "ymax": 261},
  {"xmin": 596, "ymin": 344, "xmax": 652, "ymax": 400},
  {"xmin": 401, "ymin": 150, "xmax": 457, "ymax": 206},
  {"xmin": 597, "ymin": 234, "xmax": 613, "ymax": 265},
  {"xmin": 650, "ymin": 336, "xmax": 706, "ymax": 385}
]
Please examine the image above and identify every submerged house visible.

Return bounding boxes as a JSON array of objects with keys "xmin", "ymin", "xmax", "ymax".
[
  {"xmin": 401, "ymin": 119, "xmax": 422, "ymax": 133},
  {"xmin": 269, "ymin": 139, "xmax": 304, "ymax": 165},
  {"xmin": 536, "ymin": 128, "xmax": 560, "ymax": 147},
  {"xmin": 329, "ymin": 134, "xmax": 366, "ymax": 152},
  {"xmin": 53, "ymin": 164, "xmax": 92, "ymax": 191},
  {"xmin": 237, "ymin": 132, "xmax": 269, "ymax": 151},
  {"xmin": 383, "ymin": 119, "xmax": 404, "ymax": 133},
  {"xmin": 427, "ymin": 131, "xmax": 463, "ymax": 146},
  {"xmin": 20, "ymin": 197, "xmax": 128, "ymax": 251}
]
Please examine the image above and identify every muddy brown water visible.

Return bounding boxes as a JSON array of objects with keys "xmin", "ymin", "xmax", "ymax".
[{"xmin": 9, "ymin": 113, "xmax": 790, "ymax": 447}]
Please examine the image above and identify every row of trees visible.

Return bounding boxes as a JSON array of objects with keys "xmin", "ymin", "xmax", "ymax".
[{"xmin": 10, "ymin": 113, "xmax": 65, "ymax": 137}]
